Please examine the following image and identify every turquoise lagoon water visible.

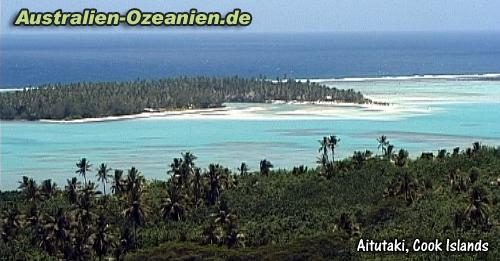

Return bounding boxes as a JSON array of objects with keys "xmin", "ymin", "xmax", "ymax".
[{"xmin": 1, "ymin": 79, "xmax": 500, "ymax": 190}]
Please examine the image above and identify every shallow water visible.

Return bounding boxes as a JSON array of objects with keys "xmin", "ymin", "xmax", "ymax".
[{"xmin": 1, "ymin": 79, "xmax": 499, "ymax": 190}]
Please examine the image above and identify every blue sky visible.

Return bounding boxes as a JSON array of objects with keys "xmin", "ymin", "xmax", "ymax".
[{"xmin": 1, "ymin": 0, "xmax": 500, "ymax": 33}]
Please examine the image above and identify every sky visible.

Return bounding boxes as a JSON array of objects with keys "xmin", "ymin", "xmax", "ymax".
[{"xmin": 1, "ymin": 0, "xmax": 500, "ymax": 34}]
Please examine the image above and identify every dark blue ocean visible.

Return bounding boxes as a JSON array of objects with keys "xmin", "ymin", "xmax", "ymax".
[{"xmin": 2, "ymin": 32, "xmax": 500, "ymax": 87}]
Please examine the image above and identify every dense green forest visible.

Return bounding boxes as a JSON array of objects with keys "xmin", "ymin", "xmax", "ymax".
[
  {"xmin": 1, "ymin": 137, "xmax": 498, "ymax": 260},
  {"xmin": 0, "ymin": 77, "xmax": 372, "ymax": 120}
]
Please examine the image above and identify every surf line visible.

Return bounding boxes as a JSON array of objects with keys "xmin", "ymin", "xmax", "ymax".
[{"xmin": 13, "ymin": 8, "xmax": 121, "ymax": 26}]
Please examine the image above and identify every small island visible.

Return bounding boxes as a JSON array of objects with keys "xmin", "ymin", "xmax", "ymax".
[{"xmin": 0, "ymin": 77, "xmax": 376, "ymax": 121}]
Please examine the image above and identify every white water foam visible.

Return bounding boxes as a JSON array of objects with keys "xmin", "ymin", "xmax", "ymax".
[{"xmin": 297, "ymin": 73, "xmax": 500, "ymax": 83}]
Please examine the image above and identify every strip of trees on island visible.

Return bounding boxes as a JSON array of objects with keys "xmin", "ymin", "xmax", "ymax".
[{"xmin": 0, "ymin": 77, "xmax": 375, "ymax": 120}]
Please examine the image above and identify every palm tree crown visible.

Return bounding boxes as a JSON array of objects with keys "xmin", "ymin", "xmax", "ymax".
[
  {"xmin": 259, "ymin": 159, "xmax": 273, "ymax": 176},
  {"xmin": 76, "ymin": 158, "xmax": 92, "ymax": 185},
  {"xmin": 96, "ymin": 163, "xmax": 112, "ymax": 196},
  {"xmin": 377, "ymin": 135, "xmax": 389, "ymax": 155}
]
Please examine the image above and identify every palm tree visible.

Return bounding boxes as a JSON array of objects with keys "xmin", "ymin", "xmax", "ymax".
[
  {"xmin": 125, "ymin": 167, "xmax": 144, "ymax": 203},
  {"xmin": 400, "ymin": 173, "xmax": 417, "ymax": 205},
  {"xmin": 384, "ymin": 172, "xmax": 418, "ymax": 205},
  {"xmin": 259, "ymin": 159, "xmax": 273, "ymax": 176},
  {"xmin": 1, "ymin": 206, "xmax": 21, "ymax": 243},
  {"xmin": 328, "ymin": 135, "xmax": 340, "ymax": 163},
  {"xmin": 161, "ymin": 196, "xmax": 186, "ymax": 221},
  {"xmin": 92, "ymin": 215, "xmax": 113, "ymax": 261},
  {"xmin": 77, "ymin": 182, "xmax": 101, "ymax": 234},
  {"xmin": 76, "ymin": 158, "xmax": 92, "ymax": 185},
  {"xmin": 26, "ymin": 203, "xmax": 41, "ymax": 228},
  {"xmin": 219, "ymin": 167, "xmax": 236, "ymax": 190},
  {"xmin": 18, "ymin": 176, "xmax": 38, "ymax": 202},
  {"xmin": 352, "ymin": 150, "xmax": 372, "ymax": 168},
  {"xmin": 465, "ymin": 186, "xmax": 491, "ymax": 229},
  {"xmin": 237, "ymin": 162, "xmax": 249, "ymax": 176},
  {"xmin": 42, "ymin": 208, "xmax": 70, "ymax": 255},
  {"xmin": 18, "ymin": 176, "xmax": 29, "ymax": 191},
  {"xmin": 469, "ymin": 167, "xmax": 480, "ymax": 184},
  {"xmin": 472, "ymin": 142, "xmax": 481, "ymax": 154},
  {"xmin": 182, "ymin": 151, "xmax": 198, "ymax": 166},
  {"xmin": 122, "ymin": 201, "xmax": 145, "ymax": 247},
  {"xmin": 420, "ymin": 152, "xmax": 434, "ymax": 160},
  {"xmin": 318, "ymin": 136, "xmax": 329, "ymax": 163},
  {"xmin": 210, "ymin": 205, "xmax": 243, "ymax": 248},
  {"xmin": 201, "ymin": 221, "xmax": 219, "ymax": 245},
  {"xmin": 320, "ymin": 162, "xmax": 336, "ymax": 179},
  {"xmin": 394, "ymin": 149, "xmax": 409, "ymax": 168},
  {"xmin": 71, "ymin": 223, "xmax": 92, "ymax": 260},
  {"xmin": 25, "ymin": 203, "xmax": 43, "ymax": 246},
  {"xmin": 466, "ymin": 148, "xmax": 473, "ymax": 158},
  {"xmin": 377, "ymin": 135, "xmax": 389, "ymax": 155},
  {"xmin": 114, "ymin": 227, "xmax": 133, "ymax": 260},
  {"xmin": 223, "ymin": 216, "xmax": 243, "ymax": 248},
  {"xmin": 180, "ymin": 152, "xmax": 197, "ymax": 185},
  {"xmin": 448, "ymin": 168, "xmax": 469, "ymax": 193},
  {"xmin": 206, "ymin": 164, "xmax": 222, "ymax": 205},
  {"xmin": 316, "ymin": 154, "xmax": 328, "ymax": 169},
  {"xmin": 168, "ymin": 158, "xmax": 183, "ymax": 180},
  {"xmin": 40, "ymin": 179, "xmax": 57, "ymax": 200},
  {"xmin": 96, "ymin": 163, "xmax": 111, "ymax": 196},
  {"xmin": 386, "ymin": 144, "xmax": 395, "ymax": 159},
  {"xmin": 437, "ymin": 149, "xmax": 447, "ymax": 160},
  {"xmin": 190, "ymin": 168, "xmax": 204, "ymax": 207},
  {"xmin": 292, "ymin": 165, "xmax": 308, "ymax": 175},
  {"xmin": 111, "ymin": 169, "xmax": 124, "ymax": 195},
  {"xmin": 182, "ymin": 152, "xmax": 197, "ymax": 168},
  {"xmin": 65, "ymin": 177, "xmax": 80, "ymax": 205},
  {"xmin": 38, "ymin": 214, "xmax": 57, "ymax": 255}
]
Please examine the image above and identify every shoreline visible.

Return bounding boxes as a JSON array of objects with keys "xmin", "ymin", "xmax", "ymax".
[
  {"xmin": 33, "ymin": 101, "xmax": 406, "ymax": 123},
  {"xmin": 39, "ymin": 107, "xmax": 230, "ymax": 123}
]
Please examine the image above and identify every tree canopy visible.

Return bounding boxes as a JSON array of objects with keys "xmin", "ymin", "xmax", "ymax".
[{"xmin": 1, "ymin": 139, "xmax": 499, "ymax": 260}]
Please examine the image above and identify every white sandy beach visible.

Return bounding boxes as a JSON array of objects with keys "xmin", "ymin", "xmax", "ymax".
[
  {"xmin": 39, "ymin": 107, "xmax": 229, "ymax": 123},
  {"xmin": 38, "ymin": 100, "xmax": 430, "ymax": 123}
]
